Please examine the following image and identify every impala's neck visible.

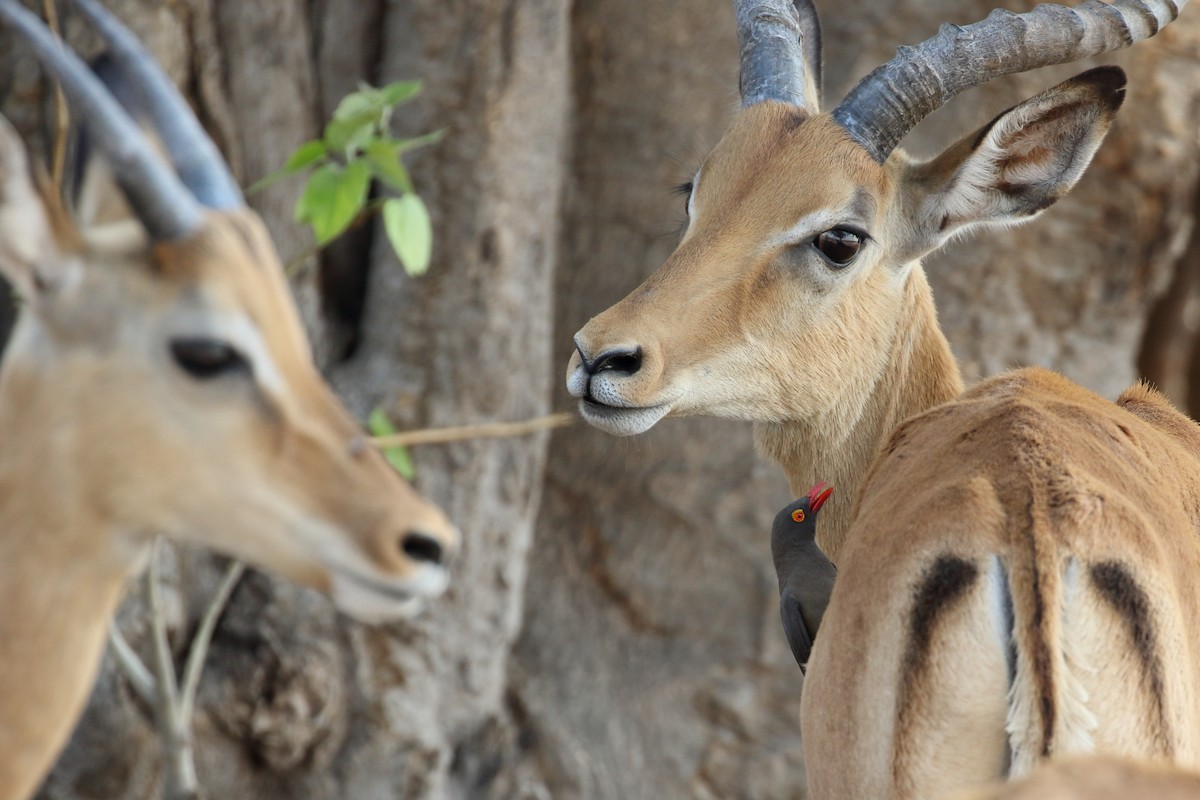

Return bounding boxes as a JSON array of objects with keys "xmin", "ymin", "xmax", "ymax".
[
  {"xmin": 754, "ymin": 266, "xmax": 963, "ymax": 563},
  {"xmin": 0, "ymin": 345, "xmax": 146, "ymax": 800}
]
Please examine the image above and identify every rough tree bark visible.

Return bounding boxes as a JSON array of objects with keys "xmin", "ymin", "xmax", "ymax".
[{"xmin": 0, "ymin": 0, "xmax": 1196, "ymax": 799}]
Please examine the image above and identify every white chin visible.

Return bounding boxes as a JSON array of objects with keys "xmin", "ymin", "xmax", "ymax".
[
  {"xmin": 329, "ymin": 568, "xmax": 448, "ymax": 624},
  {"xmin": 577, "ymin": 399, "xmax": 670, "ymax": 436}
]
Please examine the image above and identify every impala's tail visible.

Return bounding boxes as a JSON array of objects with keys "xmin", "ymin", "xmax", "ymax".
[
  {"xmin": 1002, "ymin": 483, "xmax": 1181, "ymax": 780},
  {"xmin": 1003, "ymin": 553, "xmax": 1097, "ymax": 778}
]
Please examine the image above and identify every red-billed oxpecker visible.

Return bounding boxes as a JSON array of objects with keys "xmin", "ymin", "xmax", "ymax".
[{"xmin": 772, "ymin": 482, "xmax": 835, "ymax": 673}]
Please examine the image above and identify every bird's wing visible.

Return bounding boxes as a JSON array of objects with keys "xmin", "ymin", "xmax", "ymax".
[{"xmin": 780, "ymin": 587, "xmax": 814, "ymax": 672}]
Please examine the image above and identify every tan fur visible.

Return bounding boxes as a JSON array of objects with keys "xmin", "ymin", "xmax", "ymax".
[
  {"xmin": 803, "ymin": 369, "xmax": 1200, "ymax": 798},
  {"xmin": 963, "ymin": 755, "xmax": 1200, "ymax": 800},
  {"xmin": 0, "ymin": 118, "xmax": 458, "ymax": 799}
]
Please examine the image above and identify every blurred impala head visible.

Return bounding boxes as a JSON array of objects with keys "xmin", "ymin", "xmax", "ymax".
[{"xmin": 0, "ymin": 0, "xmax": 458, "ymax": 621}]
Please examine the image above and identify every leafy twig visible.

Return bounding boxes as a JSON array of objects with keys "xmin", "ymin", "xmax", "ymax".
[{"xmin": 260, "ymin": 81, "xmax": 439, "ymax": 277}]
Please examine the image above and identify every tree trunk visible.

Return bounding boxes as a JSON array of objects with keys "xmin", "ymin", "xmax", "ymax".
[{"xmin": 0, "ymin": 0, "xmax": 1195, "ymax": 799}]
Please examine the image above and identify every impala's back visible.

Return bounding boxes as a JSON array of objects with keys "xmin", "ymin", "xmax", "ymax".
[{"xmin": 805, "ymin": 368, "xmax": 1200, "ymax": 798}]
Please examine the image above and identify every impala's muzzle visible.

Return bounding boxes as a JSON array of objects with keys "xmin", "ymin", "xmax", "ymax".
[{"xmin": 567, "ymin": 335, "xmax": 675, "ymax": 436}]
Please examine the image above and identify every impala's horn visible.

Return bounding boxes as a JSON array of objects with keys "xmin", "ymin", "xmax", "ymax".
[
  {"xmin": 0, "ymin": 0, "xmax": 202, "ymax": 240},
  {"xmin": 735, "ymin": 0, "xmax": 823, "ymax": 112},
  {"xmin": 832, "ymin": 0, "xmax": 1187, "ymax": 163},
  {"xmin": 69, "ymin": 0, "xmax": 242, "ymax": 209}
]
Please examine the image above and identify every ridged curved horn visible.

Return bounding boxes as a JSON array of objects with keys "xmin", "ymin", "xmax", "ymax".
[
  {"xmin": 68, "ymin": 0, "xmax": 242, "ymax": 209},
  {"xmin": 833, "ymin": 0, "xmax": 1188, "ymax": 163},
  {"xmin": 0, "ymin": 0, "xmax": 201, "ymax": 239},
  {"xmin": 736, "ymin": 0, "xmax": 822, "ymax": 111}
]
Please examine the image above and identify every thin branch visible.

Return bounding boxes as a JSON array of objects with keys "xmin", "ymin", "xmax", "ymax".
[
  {"xmin": 147, "ymin": 539, "xmax": 199, "ymax": 800},
  {"xmin": 42, "ymin": 0, "xmax": 69, "ymax": 190},
  {"xmin": 371, "ymin": 412, "xmax": 575, "ymax": 448},
  {"xmin": 147, "ymin": 538, "xmax": 181, "ymax": 708},
  {"xmin": 178, "ymin": 560, "xmax": 244, "ymax": 724},
  {"xmin": 107, "ymin": 624, "xmax": 157, "ymax": 706}
]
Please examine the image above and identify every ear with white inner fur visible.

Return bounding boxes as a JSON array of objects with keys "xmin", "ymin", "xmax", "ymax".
[
  {"xmin": 896, "ymin": 66, "xmax": 1126, "ymax": 262},
  {"xmin": 0, "ymin": 116, "xmax": 75, "ymax": 301}
]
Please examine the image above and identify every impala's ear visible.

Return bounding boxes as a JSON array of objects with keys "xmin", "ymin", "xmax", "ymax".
[
  {"xmin": 0, "ymin": 117, "xmax": 78, "ymax": 302},
  {"xmin": 896, "ymin": 66, "xmax": 1125, "ymax": 261}
]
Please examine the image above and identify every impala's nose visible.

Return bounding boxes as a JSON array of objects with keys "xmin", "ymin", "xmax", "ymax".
[
  {"xmin": 582, "ymin": 345, "xmax": 642, "ymax": 377},
  {"xmin": 401, "ymin": 530, "xmax": 447, "ymax": 566},
  {"xmin": 576, "ymin": 340, "xmax": 643, "ymax": 379}
]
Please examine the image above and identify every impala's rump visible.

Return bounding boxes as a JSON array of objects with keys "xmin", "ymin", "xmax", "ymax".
[{"xmin": 803, "ymin": 368, "xmax": 1200, "ymax": 799}]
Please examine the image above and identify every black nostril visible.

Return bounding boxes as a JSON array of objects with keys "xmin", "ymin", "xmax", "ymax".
[
  {"xmin": 401, "ymin": 531, "xmax": 445, "ymax": 566},
  {"xmin": 587, "ymin": 347, "xmax": 642, "ymax": 376}
]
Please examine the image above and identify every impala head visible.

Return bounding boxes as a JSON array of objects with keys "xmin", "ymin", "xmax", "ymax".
[
  {"xmin": 0, "ymin": 0, "xmax": 458, "ymax": 621},
  {"xmin": 568, "ymin": 0, "xmax": 1176, "ymax": 436}
]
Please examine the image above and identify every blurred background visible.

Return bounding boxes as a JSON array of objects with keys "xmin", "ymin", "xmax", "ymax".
[{"xmin": 2, "ymin": 0, "xmax": 1199, "ymax": 798}]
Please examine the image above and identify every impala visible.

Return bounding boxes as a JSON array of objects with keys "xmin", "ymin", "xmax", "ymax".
[
  {"xmin": 966, "ymin": 755, "xmax": 1200, "ymax": 799},
  {"xmin": 567, "ymin": 0, "xmax": 1191, "ymax": 796},
  {"xmin": 0, "ymin": 2, "xmax": 458, "ymax": 798}
]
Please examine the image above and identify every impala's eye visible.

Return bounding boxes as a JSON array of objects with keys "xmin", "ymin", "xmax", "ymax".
[
  {"xmin": 675, "ymin": 181, "xmax": 694, "ymax": 215},
  {"xmin": 170, "ymin": 338, "xmax": 248, "ymax": 379},
  {"xmin": 813, "ymin": 229, "xmax": 863, "ymax": 267}
]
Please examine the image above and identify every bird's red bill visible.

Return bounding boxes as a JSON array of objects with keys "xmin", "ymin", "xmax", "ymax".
[{"xmin": 807, "ymin": 481, "xmax": 834, "ymax": 513}]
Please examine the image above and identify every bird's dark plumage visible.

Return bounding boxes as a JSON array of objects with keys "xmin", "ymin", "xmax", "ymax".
[{"xmin": 771, "ymin": 482, "xmax": 836, "ymax": 673}]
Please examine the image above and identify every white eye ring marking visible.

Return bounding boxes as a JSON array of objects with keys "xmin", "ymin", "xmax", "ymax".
[
  {"xmin": 221, "ymin": 314, "xmax": 286, "ymax": 398},
  {"xmin": 687, "ymin": 167, "xmax": 701, "ymax": 219}
]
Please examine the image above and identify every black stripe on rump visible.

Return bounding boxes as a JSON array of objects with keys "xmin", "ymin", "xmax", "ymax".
[
  {"xmin": 1089, "ymin": 560, "xmax": 1171, "ymax": 755},
  {"xmin": 896, "ymin": 555, "xmax": 980, "ymax": 771}
]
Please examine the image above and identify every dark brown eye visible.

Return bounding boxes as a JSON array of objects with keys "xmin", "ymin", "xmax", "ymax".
[
  {"xmin": 813, "ymin": 229, "xmax": 863, "ymax": 267},
  {"xmin": 170, "ymin": 338, "xmax": 247, "ymax": 379}
]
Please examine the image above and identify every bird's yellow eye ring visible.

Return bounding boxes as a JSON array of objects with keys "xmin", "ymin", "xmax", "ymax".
[{"xmin": 792, "ymin": 509, "xmax": 806, "ymax": 523}]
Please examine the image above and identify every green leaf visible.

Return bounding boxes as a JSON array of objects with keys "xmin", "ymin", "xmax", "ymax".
[
  {"xmin": 332, "ymin": 90, "xmax": 378, "ymax": 122},
  {"xmin": 324, "ymin": 110, "xmax": 379, "ymax": 156},
  {"xmin": 294, "ymin": 161, "xmax": 372, "ymax": 244},
  {"xmin": 364, "ymin": 140, "xmax": 413, "ymax": 193},
  {"xmin": 392, "ymin": 128, "xmax": 446, "ymax": 155},
  {"xmin": 378, "ymin": 80, "xmax": 421, "ymax": 107},
  {"xmin": 285, "ymin": 140, "xmax": 329, "ymax": 171},
  {"xmin": 383, "ymin": 194, "xmax": 433, "ymax": 276},
  {"xmin": 246, "ymin": 140, "xmax": 330, "ymax": 194},
  {"xmin": 246, "ymin": 168, "xmax": 290, "ymax": 195},
  {"xmin": 367, "ymin": 407, "xmax": 416, "ymax": 480}
]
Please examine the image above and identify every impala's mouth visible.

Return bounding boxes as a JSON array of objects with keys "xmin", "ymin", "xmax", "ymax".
[
  {"xmin": 577, "ymin": 397, "xmax": 672, "ymax": 436},
  {"xmin": 328, "ymin": 564, "xmax": 447, "ymax": 624}
]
